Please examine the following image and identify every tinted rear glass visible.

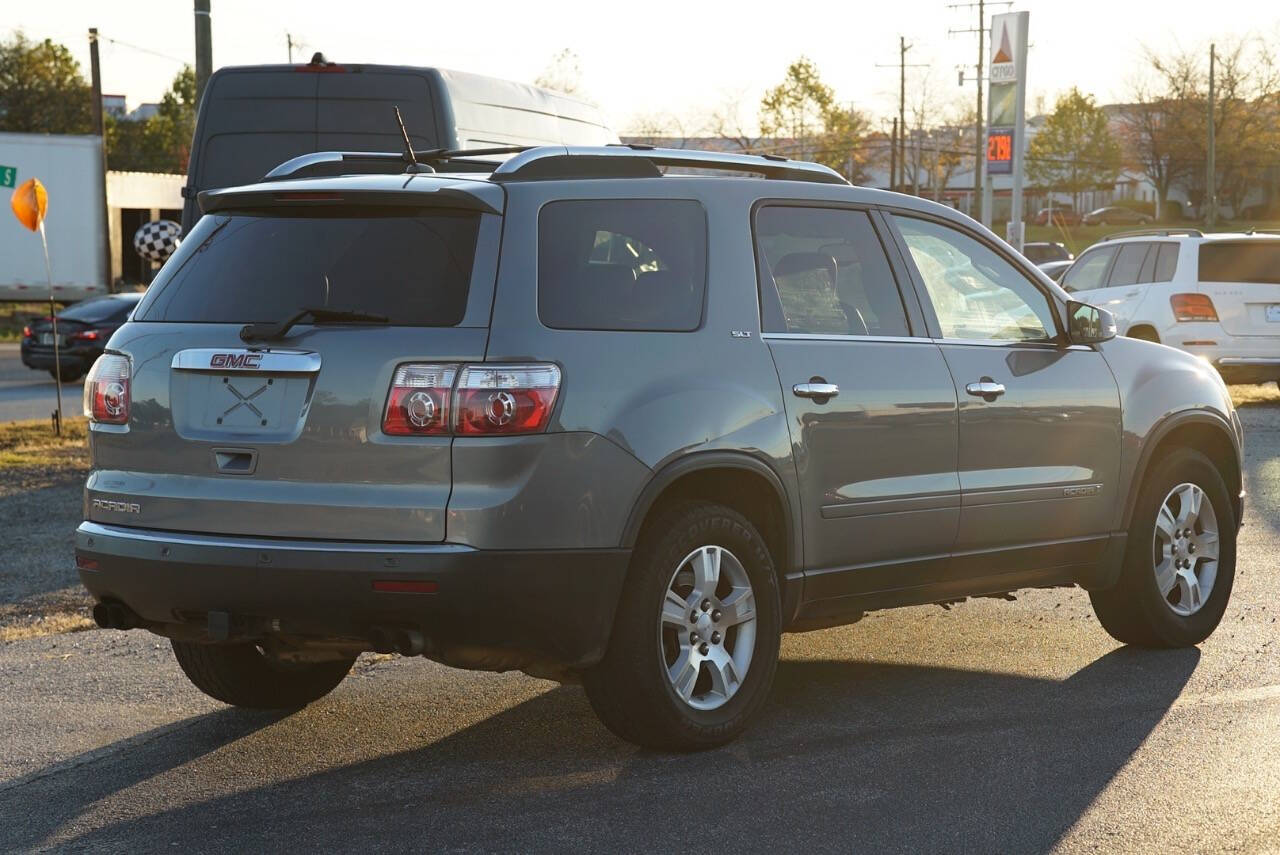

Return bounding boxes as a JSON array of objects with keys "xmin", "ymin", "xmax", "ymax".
[
  {"xmin": 136, "ymin": 210, "xmax": 479, "ymax": 325},
  {"xmin": 1198, "ymin": 243, "xmax": 1280, "ymax": 283},
  {"xmin": 538, "ymin": 200, "xmax": 707, "ymax": 331}
]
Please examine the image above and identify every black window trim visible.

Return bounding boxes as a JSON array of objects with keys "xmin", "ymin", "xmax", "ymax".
[
  {"xmin": 1106, "ymin": 241, "xmax": 1154, "ymax": 289},
  {"xmin": 534, "ymin": 196, "xmax": 710, "ymax": 334},
  {"xmin": 879, "ymin": 206, "xmax": 1069, "ymax": 346},
  {"xmin": 748, "ymin": 198, "xmax": 927, "ymax": 340}
]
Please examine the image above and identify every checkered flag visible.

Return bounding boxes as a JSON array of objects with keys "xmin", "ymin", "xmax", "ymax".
[{"xmin": 132, "ymin": 220, "xmax": 182, "ymax": 263}]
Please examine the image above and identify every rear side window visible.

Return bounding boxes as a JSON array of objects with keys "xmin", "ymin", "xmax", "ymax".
[
  {"xmin": 1198, "ymin": 242, "xmax": 1280, "ymax": 283},
  {"xmin": 136, "ymin": 209, "xmax": 480, "ymax": 325},
  {"xmin": 538, "ymin": 200, "xmax": 707, "ymax": 331},
  {"xmin": 755, "ymin": 207, "xmax": 908, "ymax": 336},
  {"xmin": 1062, "ymin": 246, "xmax": 1117, "ymax": 293},
  {"xmin": 1107, "ymin": 242, "xmax": 1150, "ymax": 287}
]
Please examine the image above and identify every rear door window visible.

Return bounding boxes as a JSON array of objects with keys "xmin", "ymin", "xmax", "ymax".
[
  {"xmin": 1061, "ymin": 246, "xmax": 1118, "ymax": 293},
  {"xmin": 754, "ymin": 206, "xmax": 910, "ymax": 336},
  {"xmin": 1154, "ymin": 243, "xmax": 1180, "ymax": 282},
  {"xmin": 1106, "ymin": 243, "xmax": 1150, "ymax": 287},
  {"xmin": 135, "ymin": 209, "xmax": 481, "ymax": 325},
  {"xmin": 1198, "ymin": 242, "xmax": 1280, "ymax": 283},
  {"xmin": 538, "ymin": 199, "xmax": 707, "ymax": 331}
]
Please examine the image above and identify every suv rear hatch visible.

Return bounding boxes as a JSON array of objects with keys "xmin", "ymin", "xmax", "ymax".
[
  {"xmin": 88, "ymin": 177, "xmax": 503, "ymax": 542},
  {"xmin": 1199, "ymin": 240, "xmax": 1280, "ymax": 336}
]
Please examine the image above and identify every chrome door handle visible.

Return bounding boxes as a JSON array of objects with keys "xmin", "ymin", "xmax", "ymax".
[
  {"xmin": 965, "ymin": 380, "xmax": 1006, "ymax": 400},
  {"xmin": 793, "ymin": 383, "xmax": 840, "ymax": 400}
]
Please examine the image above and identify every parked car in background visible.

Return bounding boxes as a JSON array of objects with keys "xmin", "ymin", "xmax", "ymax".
[
  {"xmin": 1032, "ymin": 206, "xmax": 1080, "ymax": 226},
  {"xmin": 1022, "ymin": 241, "xmax": 1073, "ymax": 265},
  {"xmin": 1082, "ymin": 206, "xmax": 1153, "ymax": 226},
  {"xmin": 76, "ymin": 147, "xmax": 1243, "ymax": 751},
  {"xmin": 1060, "ymin": 229, "xmax": 1280, "ymax": 384},
  {"xmin": 21, "ymin": 292, "xmax": 144, "ymax": 382},
  {"xmin": 1038, "ymin": 259, "xmax": 1073, "ymax": 282}
]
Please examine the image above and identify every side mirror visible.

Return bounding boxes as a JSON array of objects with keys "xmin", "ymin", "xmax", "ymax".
[{"xmin": 1067, "ymin": 300, "xmax": 1116, "ymax": 344}]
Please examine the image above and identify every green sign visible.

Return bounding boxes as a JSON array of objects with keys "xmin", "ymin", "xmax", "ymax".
[{"xmin": 0, "ymin": 165, "xmax": 15, "ymax": 188}]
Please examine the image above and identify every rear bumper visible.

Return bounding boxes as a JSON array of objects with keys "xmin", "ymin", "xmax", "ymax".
[
  {"xmin": 75, "ymin": 522, "xmax": 630, "ymax": 668},
  {"xmin": 1215, "ymin": 357, "xmax": 1280, "ymax": 384}
]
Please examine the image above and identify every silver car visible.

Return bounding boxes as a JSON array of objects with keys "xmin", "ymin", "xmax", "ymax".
[{"xmin": 76, "ymin": 146, "xmax": 1244, "ymax": 750}]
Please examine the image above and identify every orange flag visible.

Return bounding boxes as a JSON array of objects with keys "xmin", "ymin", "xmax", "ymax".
[{"xmin": 10, "ymin": 177, "xmax": 48, "ymax": 232}]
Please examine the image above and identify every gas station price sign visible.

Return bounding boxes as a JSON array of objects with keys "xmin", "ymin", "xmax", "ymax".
[{"xmin": 987, "ymin": 128, "xmax": 1013, "ymax": 175}]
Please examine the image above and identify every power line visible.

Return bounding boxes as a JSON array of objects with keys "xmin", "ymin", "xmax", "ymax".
[{"xmin": 98, "ymin": 35, "xmax": 188, "ymax": 66}]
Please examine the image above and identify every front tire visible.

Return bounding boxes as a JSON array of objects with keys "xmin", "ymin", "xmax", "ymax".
[
  {"xmin": 171, "ymin": 640, "xmax": 356, "ymax": 709},
  {"xmin": 1090, "ymin": 448, "xmax": 1236, "ymax": 647},
  {"xmin": 583, "ymin": 501, "xmax": 781, "ymax": 750}
]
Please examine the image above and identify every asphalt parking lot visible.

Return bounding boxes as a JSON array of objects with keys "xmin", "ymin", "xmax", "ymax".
[{"xmin": 2, "ymin": 389, "xmax": 1279, "ymax": 852}]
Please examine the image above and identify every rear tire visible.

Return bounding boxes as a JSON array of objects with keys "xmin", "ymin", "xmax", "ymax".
[
  {"xmin": 583, "ymin": 501, "xmax": 781, "ymax": 751},
  {"xmin": 1090, "ymin": 448, "xmax": 1236, "ymax": 647},
  {"xmin": 171, "ymin": 640, "xmax": 355, "ymax": 709}
]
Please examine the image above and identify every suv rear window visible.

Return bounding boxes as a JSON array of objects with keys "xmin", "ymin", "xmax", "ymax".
[
  {"xmin": 136, "ymin": 209, "xmax": 480, "ymax": 325},
  {"xmin": 1198, "ymin": 242, "xmax": 1280, "ymax": 284},
  {"xmin": 538, "ymin": 199, "xmax": 707, "ymax": 331}
]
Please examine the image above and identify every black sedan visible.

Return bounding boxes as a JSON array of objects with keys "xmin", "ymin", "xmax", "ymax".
[{"xmin": 20, "ymin": 293, "xmax": 144, "ymax": 383}]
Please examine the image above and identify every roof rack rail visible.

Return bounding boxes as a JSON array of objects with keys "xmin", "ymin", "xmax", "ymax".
[
  {"xmin": 1100, "ymin": 227, "xmax": 1204, "ymax": 241},
  {"xmin": 1243, "ymin": 227, "xmax": 1280, "ymax": 236},
  {"xmin": 489, "ymin": 145, "xmax": 849, "ymax": 185},
  {"xmin": 263, "ymin": 146, "xmax": 534, "ymax": 181}
]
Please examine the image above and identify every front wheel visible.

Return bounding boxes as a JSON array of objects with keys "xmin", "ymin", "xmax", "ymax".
[
  {"xmin": 583, "ymin": 501, "xmax": 781, "ymax": 750},
  {"xmin": 1090, "ymin": 448, "xmax": 1236, "ymax": 647},
  {"xmin": 171, "ymin": 640, "xmax": 356, "ymax": 709}
]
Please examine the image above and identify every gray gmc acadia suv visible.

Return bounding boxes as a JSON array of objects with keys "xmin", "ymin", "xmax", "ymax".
[{"xmin": 76, "ymin": 145, "xmax": 1244, "ymax": 750}]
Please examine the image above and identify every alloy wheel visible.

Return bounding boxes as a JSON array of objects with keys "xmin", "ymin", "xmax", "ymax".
[
  {"xmin": 658, "ymin": 545, "xmax": 757, "ymax": 711},
  {"xmin": 1152, "ymin": 482, "xmax": 1220, "ymax": 617}
]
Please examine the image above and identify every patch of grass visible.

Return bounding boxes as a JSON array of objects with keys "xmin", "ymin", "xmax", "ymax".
[
  {"xmin": 1229, "ymin": 383, "xmax": 1280, "ymax": 408},
  {"xmin": 0, "ymin": 417, "xmax": 89, "ymax": 494},
  {"xmin": 0, "ymin": 611, "xmax": 95, "ymax": 643}
]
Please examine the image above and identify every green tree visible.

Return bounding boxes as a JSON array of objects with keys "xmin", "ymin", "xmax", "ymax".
[
  {"xmin": 0, "ymin": 32, "xmax": 92, "ymax": 134},
  {"xmin": 1026, "ymin": 88, "xmax": 1121, "ymax": 209},
  {"xmin": 107, "ymin": 66, "xmax": 196, "ymax": 173},
  {"xmin": 759, "ymin": 57, "xmax": 871, "ymax": 181}
]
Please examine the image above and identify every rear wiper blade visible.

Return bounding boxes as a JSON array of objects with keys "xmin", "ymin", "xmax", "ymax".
[{"xmin": 240, "ymin": 306, "xmax": 389, "ymax": 342}]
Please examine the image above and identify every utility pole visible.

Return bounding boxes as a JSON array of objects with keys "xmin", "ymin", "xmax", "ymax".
[
  {"xmin": 949, "ymin": 0, "xmax": 1012, "ymax": 221},
  {"xmin": 890, "ymin": 118, "xmax": 898, "ymax": 190},
  {"xmin": 88, "ymin": 28, "xmax": 113, "ymax": 294},
  {"xmin": 194, "ymin": 0, "xmax": 212, "ymax": 105},
  {"xmin": 1207, "ymin": 43, "xmax": 1217, "ymax": 228},
  {"xmin": 287, "ymin": 32, "xmax": 294, "ymax": 63},
  {"xmin": 876, "ymin": 38, "xmax": 926, "ymax": 195}
]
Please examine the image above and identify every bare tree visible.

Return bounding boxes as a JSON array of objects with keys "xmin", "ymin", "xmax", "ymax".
[
  {"xmin": 534, "ymin": 48, "xmax": 584, "ymax": 97},
  {"xmin": 707, "ymin": 91, "xmax": 762, "ymax": 153}
]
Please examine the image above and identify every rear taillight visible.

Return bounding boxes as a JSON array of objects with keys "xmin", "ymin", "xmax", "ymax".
[
  {"xmin": 70, "ymin": 330, "xmax": 100, "ymax": 341},
  {"xmin": 83, "ymin": 354, "xmax": 131, "ymax": 425},
  {"xmin": 381, "ymin": 362, "xmax": 561, "ymax": 436},
  {"xmin": 455, "ymin": 364, "xmax": 561, "ymax": 435},
  {"xmin": 382, "ymin": 364, "xmax": 457, "ymax": 435},
  {"xmin": 21, "ymin": 325, "xmax": 32, "ymax": 338},
  {"xmin": 1171, "ymin": 293, "xmax": 1219, "ymax": 322}
]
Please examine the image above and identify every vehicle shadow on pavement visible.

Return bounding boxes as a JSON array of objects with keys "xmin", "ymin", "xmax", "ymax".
[
  {"xmin": 0, "ymin": 707, "xmax": 288, "ymax": 848},
  {"xmin": 7, "ymin": 644, "xmax": 1198, "ymax": 852}
]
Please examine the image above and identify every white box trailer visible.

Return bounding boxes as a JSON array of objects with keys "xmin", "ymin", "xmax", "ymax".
[{"xmin": 0, "ymin": 132, "xmax": 108, "ymax": 302}]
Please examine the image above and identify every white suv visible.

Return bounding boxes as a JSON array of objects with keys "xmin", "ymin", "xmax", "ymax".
[{"xmin": 1061, "ymin": 229, "xmax": 1280, "ymax": 384}]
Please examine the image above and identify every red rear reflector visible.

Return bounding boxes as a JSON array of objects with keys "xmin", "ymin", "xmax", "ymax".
[
  {"xmin": 372, "ymin": 580, "xmax": 438, "ymax": 594},
  {"xmin": 383, "ymin": 364, "xmax": 456, "ymax": 435},
  {"xmin": 454, "ymin": 364, "xmax": 562, "ymax": 435},
  {"xmin": 75, "ymin": 555, "xmax": 99, "ymax": 570},
  {"xmin": 1171, "ymin": 293, "xmax": 1219, "ymax": 322}
]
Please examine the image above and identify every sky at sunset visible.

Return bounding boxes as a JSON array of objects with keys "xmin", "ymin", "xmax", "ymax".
[{"xmin": 8, "ymin": 0, "xmax": 1280, "ymax": 133}]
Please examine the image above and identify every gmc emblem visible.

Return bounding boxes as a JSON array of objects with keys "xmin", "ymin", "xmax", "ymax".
[{"xmin": 210, "ymin": 352, "xmax": 262, "ymax": 370}]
